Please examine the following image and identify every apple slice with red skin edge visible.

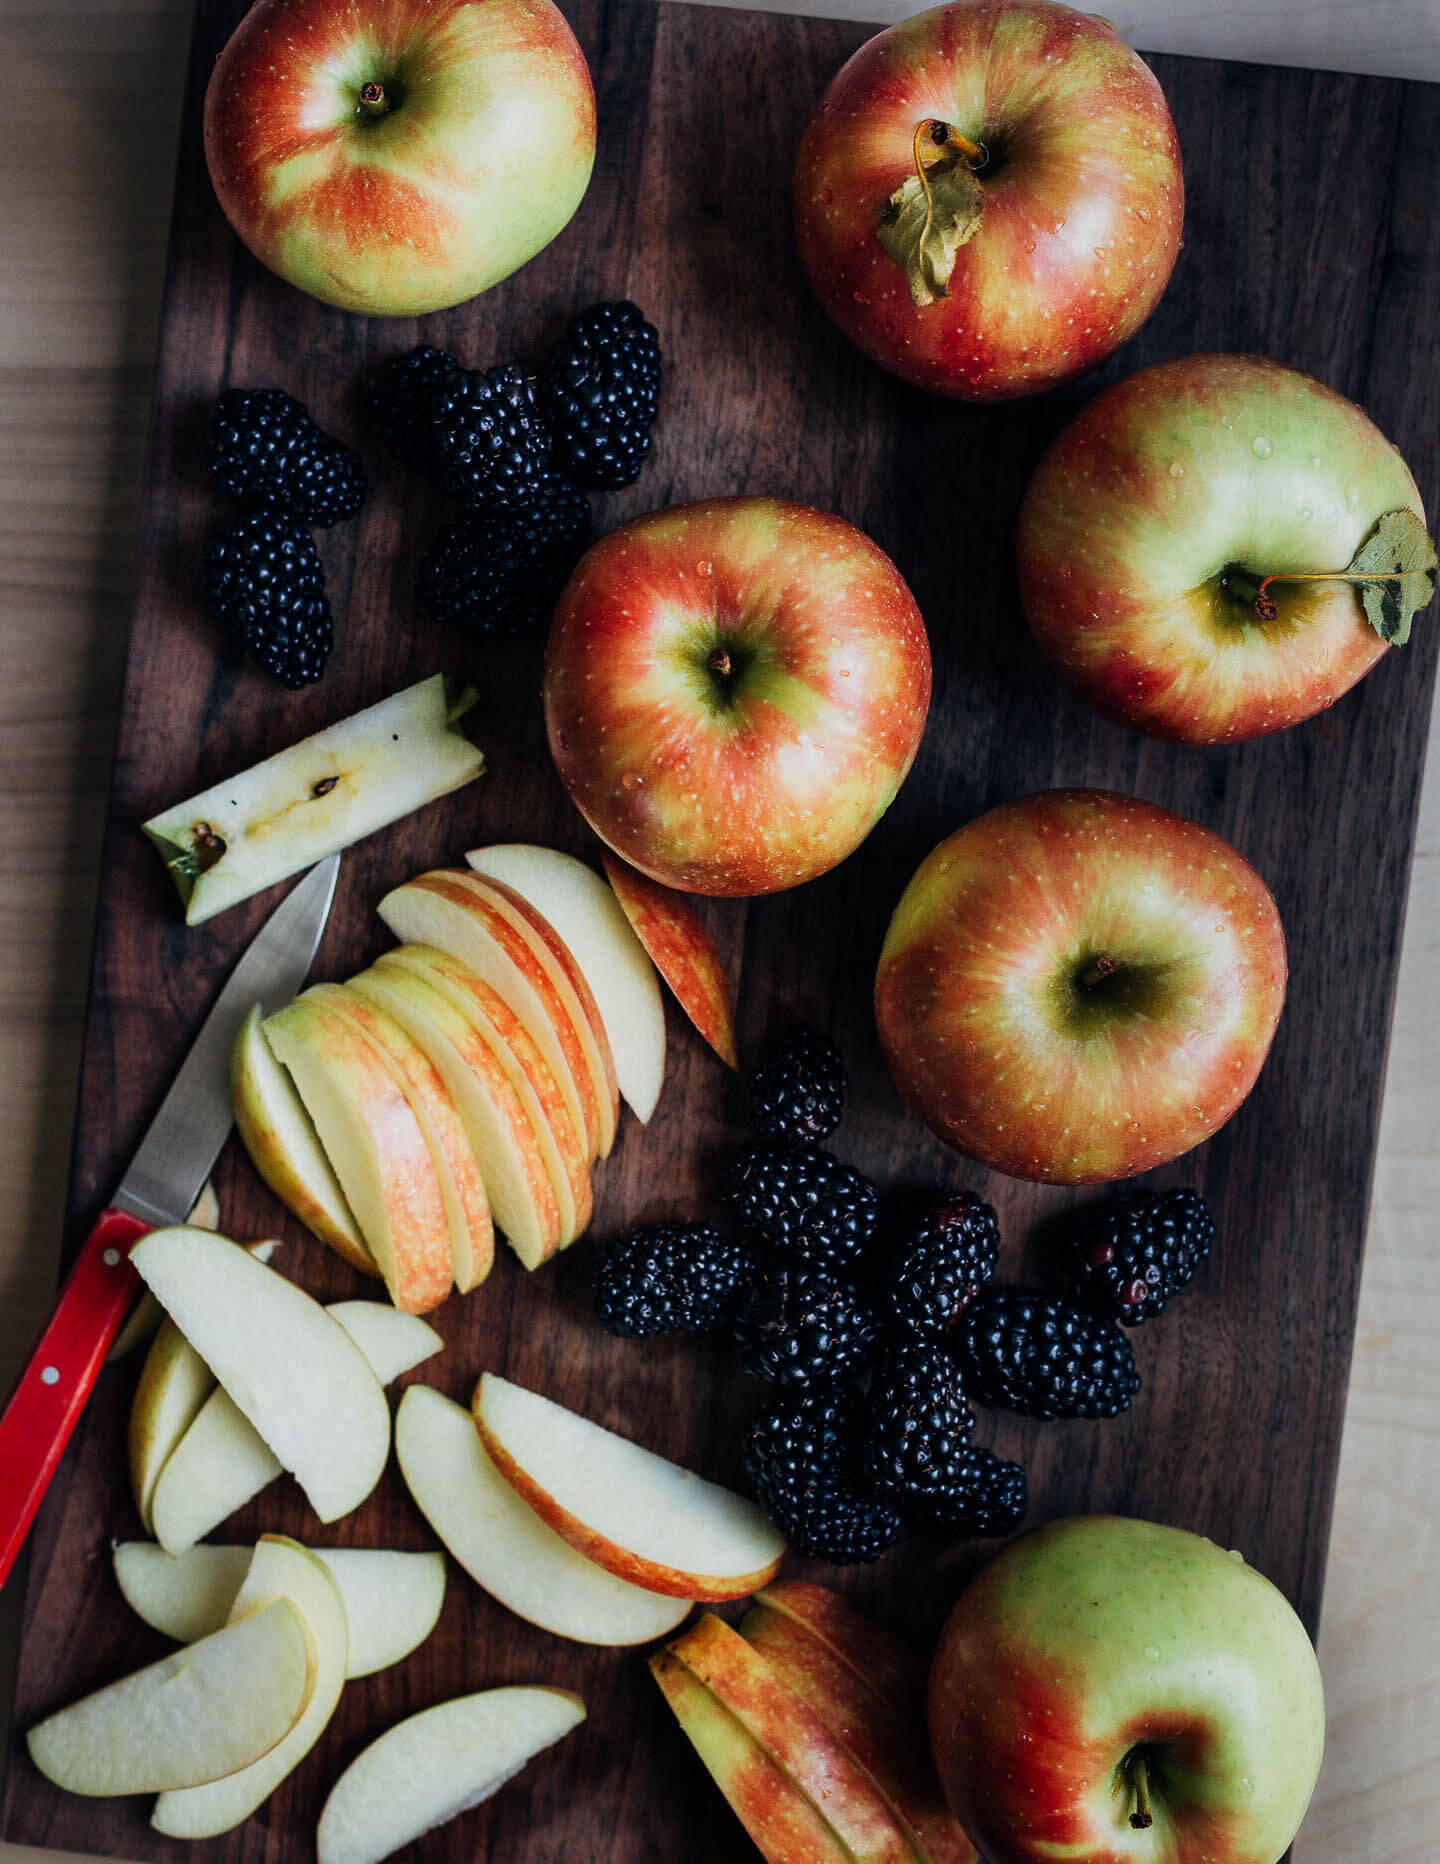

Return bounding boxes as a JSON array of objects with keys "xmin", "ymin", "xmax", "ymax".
[
  {"xmin": 374, "ymin": 944, "xmax": 592, "ymax": 1246},
  {"xmin": 465, "ymin": 842, "xmax": 666, "ymax": 1122},
  {"xmin": 448, "ymin": 868, "xmax": 619, "ymax": 1155},
  {"xmin": 316, "ymin": 1684, "xmax": 586, "ymax": 1864},
  {"xmin": 263, "ymin": 991, "xmax": 454, "ymax": 1312},
  {"xmin": 740, "ymin": 1592, "xmax": 976, "ymax": 1864},
  {"xmin": 748, "ymin": 1580, "xmax": 927, "ymax": 1712},
  {"xmin": 378, "ymin": 872, "xmax": 600, "ymax": 1164},
  {"xmin": 601, "ymin": 855, "xmax": 739, "ymax": 1068},
  {"xmin": 152, "ymin": 1534, "xmax": 349, "ymax": 1839},
  {"xmin": 472, "ymin": 1371, "xmax": 785, "ymax": 1600},
  {"xmin": 346, "ymin": 965, "xmax": 564, "ymax": 1269},
  {"xmin": 395, "ymin": 1384, "xmax": 692, "ymax": 1645},
  {"xmin": 305, "ymin": 982, "xmax": 494, "ymax": 1294},
  {"xmin": 658, "ymin": 1615, "xmax": 921, "ymax": 1863},
  {"xmin": 231, "ymin": 1004, "xmax": 376, "ymax": 1275},
  {"xmin": 27, "ymin": 1596, "xmax": 315, "ymax": 1797}
]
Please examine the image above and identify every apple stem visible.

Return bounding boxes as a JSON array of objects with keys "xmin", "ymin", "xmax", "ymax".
[
  {"xmin": 1076, "ymin": 954, "xmax": 1119, "ymax": 990},
  {"xmin": 1251, "ymin": 566, "xmax": 1396, "ymax": 621},
  {"xmin": 707, "ymin": 647, "xmax": 733, "ymax": 679},
  {"xmin": 357, "ymin": 81, "xmax": 391, "ymax": 119},
  {"xmin": 912, "ymin": 120, "xmax": 987, "ymax": 190},
  {"xmin": 1127, "ymin": 1750, "xmax": 1155, "ymax": 1830}
]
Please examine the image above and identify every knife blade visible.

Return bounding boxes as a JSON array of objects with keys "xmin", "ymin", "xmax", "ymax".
[{"xmin": 0, "ymin": 852, "xmax": 340, "ymax": 1590}]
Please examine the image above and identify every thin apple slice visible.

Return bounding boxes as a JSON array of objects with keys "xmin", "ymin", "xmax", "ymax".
[
  {"xmin": 465, "ymin": 843, "xmax": 666, "ymax": 1121},
  {"xmin": 663, "ymin": 1614, "xmax": 920, "ymax": 1864},
  {"xmin": 740, "ymin": 1591, "xmax": 975, "ymax": 1864},
  {"xmin": 601, "ymin": 855, "xmax": 739, "ymax": 1069},
  {"xmin": 112, "ymin": 1542, "xmax": 447, "ymax": 1680},
  {"xmin": 472, "ymin": 1372, "xmax": 785, "ymax": 1600},
  {"xmin": 150, "ymin": 1386, "xmax": 284, "ymax": 1556},
  {"xmin": 347, "ymin": 964, "xmax": 564, "ymax": 1268},
  {"xmin": 144, "ymin": 674, "xmax": 485, "ymax": 925},
  {"xmin": 152, "ymin": 1535, "xmax": 348, "ymax": 1839},
  {"xmin": 395, "ymin": 1385, "xmax": 691, "ymax": 1645},
  {"xmin": 324, "ymin": 1300, "xmax": 443, "ymax": 1385},
  {"xmin": 129, "ymin": 1317, "xmax": 215, "ymax": 1533},
  {"xmin": 316, "ymin": 1685, "xmax": 586, "ymax": 1864},
  {"xmin": 375, "ymin": 944, "xmax": 592, "ymax": 1247},
  {"xmin": 131, "ymin": 1228, "xmax": 390, "ymax": 1525},
  {"xmin": 649, "ymin": 1647, "xmax": 852, "ymax": 1864},
  {"xmin": 232, "ymin": 1003, "xmax": 376, "ymax": 1275},
  {"xmin": 27, "ymin": 1596, "xmax": 313, "ymax": 1797},
  {"xmin": 263, "ymin": 992, "xmax": 454, "ymax": 1313},
  {"xmin": 307, "ymin": 982, "xmax": 495, "ymax": 1293},
  {"xmin": 109, "ymin": 1179, "xmax": 228, "ymax": 1362},
  {"xmin": 747, "ymin": 1581, "xmax": 927, "ymax": 1722}
]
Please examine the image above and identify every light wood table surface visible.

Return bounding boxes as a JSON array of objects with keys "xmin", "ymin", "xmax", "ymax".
[{"xmin": 0, "ymin": 1, "xmax": 1435, "ymax": 1860}]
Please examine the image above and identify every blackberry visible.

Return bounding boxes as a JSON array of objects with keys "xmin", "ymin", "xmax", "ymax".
[
  {"xmin": 362, "ymin": 344, "xmax": 458, "ymax": 470},
  {"xmin": 1065, "ymin": 1188, "xmax": 1215, "ymax": 1325},
  {"xmin": 734, "ymin": 1267, "xmax": 878, "ymax": 1388},
  {"xmin": 955, "ymin": 1290, "xmax": 1139, "ymax": 1420},
  {"xmin": 207, "ymin": 388, "xmax": 366, "ymax": 528},
  {"xmin": 426, "ymin": 364, "xmax": 553, "ymax": 509},
  {"xmin": 746, "ymin": 1026, "xmax": 846, "ymax": 1147},
  {"xmin": 863, "ymin": 1343, "xmax": 975, "ymax": 1513},
  {"xmin": 723, "ymin": 1146, "xmax": 879, "ymax": 1273},
  {"xmin": 538, "ymin": 300, "xmax": 661, "ymax": 489},
  {"xmin": 926, "ymin": 1446, "xmax": 1028, "ymax": 1535},
  {"xmin": 417, "ymin": 477, "xmax": 592, "ymax": 634},
  {"xmin": 593, "ymin": 1222, "xmax": 755, "ymax": 1338},
  {"xmin": 202, "ymin": 508, "xmax": 333, "ymax": 687},
  {"xmin": 880, "ymin": 1191, "xmax": 1000, "ymax": 1340},
  {"xmin": 742, "ymin": 1387, "xmax": 903, "ymax": 1564}
]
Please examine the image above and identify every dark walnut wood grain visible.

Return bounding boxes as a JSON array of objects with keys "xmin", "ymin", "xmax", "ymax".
[{"xmin": 5, "ymin": 2, "xmax": 1439, "ymax": 1859}]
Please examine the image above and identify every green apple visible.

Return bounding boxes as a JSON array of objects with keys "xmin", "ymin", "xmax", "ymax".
[{"xmin": 928, "ymin": 1516, "xmax": 1325, "ymax": 1864}]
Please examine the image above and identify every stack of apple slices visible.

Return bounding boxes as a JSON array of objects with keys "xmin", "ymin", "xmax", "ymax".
[
  {"xmin": 395, "ymin": 1371, "xmax": 786, "ymax": 1646},
  {"xmin": 651, "ymin": 1581, "xmax": 977, "ymax": 1864}
]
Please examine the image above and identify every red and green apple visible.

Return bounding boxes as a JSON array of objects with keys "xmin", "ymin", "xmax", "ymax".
[{"xmin": 874, "ymin": 788, "xmax": 1287, "ymax": 1183}]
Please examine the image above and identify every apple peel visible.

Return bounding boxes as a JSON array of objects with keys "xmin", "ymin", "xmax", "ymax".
[{"xmin": 601, "ymin": 855, "xmax": 739, "ymax": 1068}]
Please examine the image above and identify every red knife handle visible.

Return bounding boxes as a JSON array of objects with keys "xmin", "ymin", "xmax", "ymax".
[{"xmin": 0, "ymin": 1208, "xmax": 150, "ymax": 1590}]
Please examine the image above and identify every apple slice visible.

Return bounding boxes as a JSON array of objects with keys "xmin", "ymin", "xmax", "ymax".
[
  {"xmin": 129, "ymin": 1317, "xmax": 216, "ymax": 1533},
  {"xmin": 144, "ymin": 674, "xmax": 485, "ymax": 925},
  {"xmin": 150, "ymin": 1386, "xmax": 284, "ymax": 1557},
  {"xmin": 472, "ymin": 1372, "xmax": 785, "ymax": 1600},
  {"xmin": 316, "ymin": 1685, "xmax": 586, "ymax": 1864},
  {"xmin": 152, "ymin": 1535, "xmax": 348, "ymax": 1839},
  {"xmin": 109, "ymin": 1179, "xmax": 228, "ymax": 1362},
  {"xmin": 306, "ymin": 982, "xmax": 495, "ymax": 1293},
  {"xmin": 324, "ymin": 1300, "xmax": 443, "ymax": 1385},
  {"xmin": 131, "ymin": 1228, "xmax": 390, "ymax": 1525},
  {"xmin": 649, "ymin": 1647, "xmax": 851, "ymax": 1864},
  {"xmin": 601, "ymin": 855, "xmax": 739, "ymax": 1069},
  {"xmin": 466, "ymin": 842, "xmax": 666, "ymax": 1121},
  {"xmin": 374, "ymin": 944, "xmax": 592, "ymax": 1246},
  {"xmin": 231, "ymin": 1003, "xmax": 376, "ymax": 1275},
  {"xmin": 662, "ymin": 1614, "xmax": 920, "ymax": 1864},
  {"xmin": 263, "ymin": 992, "xmax": 455, "ymax": 1313},
  {"xmin": 395, "ymin": 1384, "xmax": 691, "ymax": 1645},
  {"xmin": 746, "ymin": 1581, "xmax": 927, "ymax": 1721},
  {"xmin": 27, "ymin": 1596, "xmax": 313, "ymax": 1797},
  {"xmin": 740, "ymin": 1590, "xmax": 975, "ymax": 1864},
  {"xmin": 113, "ymin": 1542, "xmax": 447, "ymax": 1680},
  {"xmin": 347, "ymin": 964, "xmax": 564, "ymax": 1268}
]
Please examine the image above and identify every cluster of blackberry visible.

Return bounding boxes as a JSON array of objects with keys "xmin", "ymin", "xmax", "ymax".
[
  {"xmin": 364, "ymin": 302, "xmax": 661, "ymax": 634},
  {"xmin": 592, "ymin": 1026, "xmax": 1215, "ymax": 1566},
  {"xmin": 201, "ymin": 390, "xmax": 367, "ymax": 686}
]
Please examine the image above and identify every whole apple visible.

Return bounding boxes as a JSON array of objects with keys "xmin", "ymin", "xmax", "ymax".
[
  {"xmin": 928, "ymin": 1515, "xmax": 1326, "ymax": 1864},
  {"xmin": 1017, "ymin": 353, "xmax": 1433, "ymax": 741},
  {"xmin": 543, "ymin": 498, "xmax": 932, "ymax": 895},
  {"xmin": 873, "ymin": 789, "xmax": 1286, "ymax": 1182},
  {"xmin": 204, "ymin": 0, "xmax": 596, "ymax": 317},
  {"xmin": 793, "ymin": 0, "xmax": 1183, "ymax": 400}
]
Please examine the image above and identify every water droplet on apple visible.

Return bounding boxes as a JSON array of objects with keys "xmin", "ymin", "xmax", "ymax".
[
  {"xmin": 1298, "ymin": 505, "xmax": 1313, "ymax": 522},
  {"xmin": 1144, "ymin": 1646, "xmax": 1161, "ymax": 1663},
  {"xmin": 695, "ymin": 560, "xmax": 713, "ymax": 576},
  {"xmin": 818, "ymin": 188, "xmax": 833, "ymax": 204},
  {"xmin": 1136, "ymin": 206, "xmax": 1151, "ymax": 221},
  {"xmin": 1345, "ymin": 485, "xmax": 1361, "ymax": 510},
  {"xmin": 1168, "ymin": 462, "xmax": 1184, "ymax": 478},
  {"xmin": 1240, "ymin": 1776, "xmax": 1255, "ymax": 1796},
  {"xmin": 1024, "ymin": 239, "xmax": 1037, "ymax": 254},
  {"xmin": 1251, "ymin": 435, "xmax": 1273, "ymax": 459},
  {"xmin": 621, "ymin": 771, "xmax": 641, "ymax": 791}
]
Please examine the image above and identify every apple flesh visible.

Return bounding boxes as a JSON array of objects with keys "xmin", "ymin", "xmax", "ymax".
[
  {"xmin": 316, "ymin": 1686, "xmax": 586, "ymax": 1864},
  {"xmin": 875, "ymin": 789, "xmax": 1287, "ymax": 1182},
  {"xmin": 543, "ymin": 497, "xmax": 931, "ymax": 895},
  {"xmin": 204, "ymin": 0, "xmax": 595, "ymax": 317},
  {"xmin": 1017, "ymin": 353, "xmax": 1431, "ymax": 741},
  {"xmin": 793, "ymin": 2, "xmax": 1183, "ymax": 400},
  {"xmin": 129, "ymin": 1317, "xmax": 215, "ymax": 1532},
  {"xmin": 601, "ymin": 855, "xmax": 739, "ymax": 1069},
  {"xmin": 927, "ymin": 1516, "xmax": 1326, "ymax": 1864}
]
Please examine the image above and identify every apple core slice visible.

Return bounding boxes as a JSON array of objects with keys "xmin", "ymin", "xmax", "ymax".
[
  {"xmin": 316, "ymin": 1685, "xmax": 586, "ymax": 1864},
  {"xmin": 472, "ymin": 1372, "xmax": 785, "ymax": 1600},
  {"xmin": 602, "ymin": 855, "xmax": 739, "ymax": 1068},
  {"xmin": 27, "ymin": 1596, "xmax": 313, "ymax": 1796},
  {"xmin": 395, "ymin": 1384, "xmax": 691, "ymax": 1645}
]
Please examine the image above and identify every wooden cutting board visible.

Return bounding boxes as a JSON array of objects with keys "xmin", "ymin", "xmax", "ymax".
[{"xmin": 4, "ymin": 1, "xmax": 1439, "ymax": 1857}]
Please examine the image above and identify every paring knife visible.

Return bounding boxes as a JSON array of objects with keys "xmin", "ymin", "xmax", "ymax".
[{"xmin": 0, "ymin": 851, "xmax": 340, "ymax": 1591}]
